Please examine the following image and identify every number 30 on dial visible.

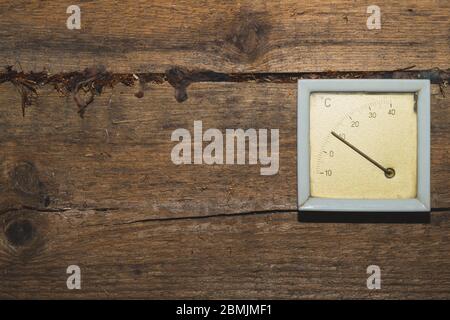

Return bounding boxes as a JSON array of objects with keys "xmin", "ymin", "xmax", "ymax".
[{"xmin": 298, "ymin": 80, "xmax": 430, "ymax": 212}]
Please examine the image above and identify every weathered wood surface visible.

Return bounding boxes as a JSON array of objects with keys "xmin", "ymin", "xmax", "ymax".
[
  {"xmin": 0, "ymin": 83, "xmax": 449, "ymax": 220},
  {"xmin": 0, "ymin": 82, "xmax": 298, "ymax": 219},
  {"xmin": 1, "ymin": 208, "xmax": 450, "ymax": 299},
  {"xmin": 1, "ymin": 0, "xmax": 450, "ymax": 299},
  {"xmin": 0, "ymin": 82, "xmax": 449, "ymax": 299},
  {"xmin": 0, "ymin": 0, "xmax": 449, "ymax": 73}
]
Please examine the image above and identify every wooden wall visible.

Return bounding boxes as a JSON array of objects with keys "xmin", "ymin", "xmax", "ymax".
[{"xmin": 0, "ymin": 0, "xmax": 449, "ymax": 299}]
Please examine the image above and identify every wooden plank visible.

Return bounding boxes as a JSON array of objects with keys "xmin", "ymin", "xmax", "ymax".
[
  {"xmin": 1, "ymin": 0, "xmax": 449, "ymax": 301},
  {"xmin": 0, "ymin": 81, "xmax": 297, "ymax": 218},
  {"xmin": 0, "ymin": 83, "xmax": 449, "ymax": 221},
  {"xmin": 1, "ymin": 208, "xmax": 450, "ymax": 299},
  {"xmin": 0, "ymin": 0, "xmax": 449, "ymax": 73}
]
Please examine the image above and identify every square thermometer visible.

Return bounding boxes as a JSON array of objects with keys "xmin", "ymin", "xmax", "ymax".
[{"xmin": 298, "ymin": 80, "xmax": 430, "ymax": 212}]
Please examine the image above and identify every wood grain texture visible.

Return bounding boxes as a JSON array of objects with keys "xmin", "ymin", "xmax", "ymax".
[
  {"xmin": 1, "ymin": 0, "xmax": 450, "ymax": 300},
  {"xmin": 0, "ymin": 82, "xmax": 449, "ymax": 299},
  {"xmin": 0, "ymin": 82, "xmax": 297, "ymax": 219},
  {"xmin": 1, "ymin": 208, "xmax": 450, "ymax": 299},
  {"xmin": 0, "ymin": 83, "xmax": 448, "ymax": 221},
  {"xmin": 0, "ymin": 0, "xmax": 449, "ymax": 73}
]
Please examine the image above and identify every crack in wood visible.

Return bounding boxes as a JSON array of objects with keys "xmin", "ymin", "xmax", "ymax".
[
  {"xmin": 1, "ymin": 206, "xmax": 448, "ymax": 228},
  {"xmin": 110, "ymin": 209, "xmax": 299, "ymax": 226},
  {"xmin": 103, "ymin": 208, "xmax": 448, "ymax": 226},
  {"xmin": 1, "ymin": 66, "xmax": 449, "ymax": 116},
  {"xmin": 0, "ymin": 205, "xmax": 120, "ymax": 217}
]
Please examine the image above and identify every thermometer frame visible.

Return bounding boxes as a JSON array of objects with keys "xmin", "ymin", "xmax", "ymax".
[{"xmin": 297, "ymin": 79, "xmax": 430, "ymax": 212}]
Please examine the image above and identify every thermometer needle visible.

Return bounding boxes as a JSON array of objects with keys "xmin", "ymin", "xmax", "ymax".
[{"xmin": 330, "ymin": 131, "xmax": 395, "ymax": 178}]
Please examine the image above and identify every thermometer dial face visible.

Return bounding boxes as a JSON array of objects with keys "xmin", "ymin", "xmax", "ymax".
[{"xmin": 310, "ymin": 92, "xmax": 417, "ymax": 199}]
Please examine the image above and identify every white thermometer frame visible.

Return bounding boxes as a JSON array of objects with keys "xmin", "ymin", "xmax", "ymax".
[{"xmin": 298, "ymin": 79, "xmax": 430, "ymax": 212}]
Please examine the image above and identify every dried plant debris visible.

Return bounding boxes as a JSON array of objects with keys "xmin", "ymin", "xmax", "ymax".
[
  {"xmin": 0, "ymin": 66, "xmax": 449, "ymax": 116},
  {"xmin": 0, "ymin": 66, "xmax": 164, "ymax": 117},
  {"xmin": 0, "ymin": 66, "xmax": 43, "ymax": 116},
  {"xmin": 165, "ymin": 66, "xmax": 450, "ymax": 101},
  {"xmin": 165, "ymin": 67, "xmax": 230, "ymax": 102},
  {"xmin": 439, "ymin": 80, "xmax": 448, "ymax": 97},
  {"xmin": 48, "ymin": 66, "xmax": 137, "ymax": 117}
]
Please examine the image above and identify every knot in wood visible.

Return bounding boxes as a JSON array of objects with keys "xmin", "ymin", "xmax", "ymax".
[
  {"xmin": 10, "ymin": 162, "xmax": 42, "ymax": 195},
  {"xmin": 226, "ymin": 12, "xmax": 270, "ymax": 62},
  {"xmin": 5, "ymin": 219, "xmax": 35, "ymax": 247}
]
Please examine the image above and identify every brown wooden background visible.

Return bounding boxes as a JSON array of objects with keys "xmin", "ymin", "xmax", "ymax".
[{"xmin": 0, "ymin": 0, "xmax": 449, "ymax": 299}]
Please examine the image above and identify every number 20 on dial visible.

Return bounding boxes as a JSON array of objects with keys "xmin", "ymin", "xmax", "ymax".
[{"xmin": 298, "ymin": 80, "xmax": 430, "ymax": 212}]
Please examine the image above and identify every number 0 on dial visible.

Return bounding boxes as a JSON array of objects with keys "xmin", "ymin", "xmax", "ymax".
[{"xmin": 298, "ymin": 80, "xmax": 430, "ymax": 212}]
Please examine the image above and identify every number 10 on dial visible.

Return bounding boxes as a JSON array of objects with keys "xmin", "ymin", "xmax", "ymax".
[{"xmin": 298, "ymin": 80, "xmax": 430, "ymax": 212}]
